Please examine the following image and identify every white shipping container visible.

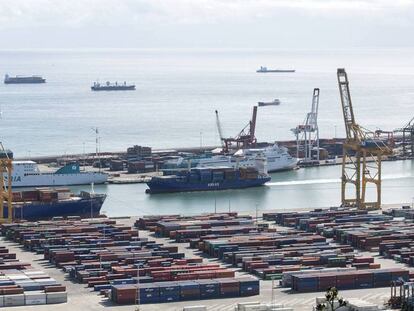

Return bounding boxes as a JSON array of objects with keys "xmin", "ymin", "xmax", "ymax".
[
  {"xmin": 36, "ymin": 278, "xmax": 57, "ymax": 286},
  {"xmin": 4, "ymin": 294, "xmax": 25, "ymax": 306},
  {"xmin": 46, "ymin": 292, "xmax": 67, "ymax": 304},
  {"xmin": 183, "ymin": 306, "xmax": 207, "ymax": 311},
  {"xmin": 25, "ymin": 291, "xmax": 46, "ymax": 299},
  {"xmin": 0, "ymin": 295, "xmax": 4, "ymax": 307},
  {"xmin": 24, "ymin": 270, "xmax": 47, "ymax": 275},
  {"xmin": 237, "ymin": 302, "xmax": 261, "ymax": 310},
  {"xmin": 9, "ymin": 275, "xmax": 30, "ymax": 281},
  {"xmin": 242, "ymin": 305, "xmax": 269, "ymax": 311},
  {"xmin": 238, "ymin": 303, "xmax": 273, "ymax": 311},
  {"xmin": 26, "ymin": 298, "xmax": 47, "ymax": 305}
]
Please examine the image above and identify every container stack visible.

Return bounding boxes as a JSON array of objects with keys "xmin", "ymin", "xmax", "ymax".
[
  {"xmin": 137, "ymin": 213, "xmax": 383, "ymax": 278},
  {"xmin": 1, "ymin": 217, "xmax": 257, "ymax": 305},
  {"xmin": 265, "ymin": 208, "xmax": 414, "ymax": 269},
  {"xmin": 110, "ymin": 276, "xmax": 259, "ymax": 304},
  {"xmin": 291, "ymin": 268, "xmax": 409, "ymax": 292},
  {"xmin": 0, "ymin": 246, "xmax": 66, "ymax": 307},
  {"xmin": 135, "ymin": 211, "xmax": 412, "ymax": 293}
]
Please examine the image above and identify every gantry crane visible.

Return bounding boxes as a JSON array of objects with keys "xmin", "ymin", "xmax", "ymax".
[
  {"xmin": 291, "ymin": 88, "xmax": 320, "ymax": 164},
  {"xmin": 337, "ymin": 68, "xmax": 392, "ymax": 210},
  {"xmin": 394, "ymin": 117, "xmax": 414, "ymax": 158},
  {"xmin": 215, "ymin": 106, "xmax": 258, "ymax": 153},
  {"xmin": 0, "ymin": 143, "xmax": 13, "ymax": 222}
]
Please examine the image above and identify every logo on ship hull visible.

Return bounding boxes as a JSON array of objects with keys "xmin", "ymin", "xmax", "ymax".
[
  {"xmin": 4, "ymin": 175, "xmax": 22, "ymax": 182},
  {"xmin": 207, "ymin": 183, "xmax": 220, "ymax": 187}
]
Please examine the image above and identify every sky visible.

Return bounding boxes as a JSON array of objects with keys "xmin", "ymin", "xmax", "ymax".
[{"xmin": 0, "ymin": 0, "xmax": 413, "ymax": 49}]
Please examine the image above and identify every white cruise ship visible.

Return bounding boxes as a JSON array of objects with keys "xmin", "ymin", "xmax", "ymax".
[
  {"xmin": 8, "ymin": 161, "xmax": 108, "ymax": 187},
  {"xmin": 196, "ymin": 144, "xmax": 297, "ymax": 172}
]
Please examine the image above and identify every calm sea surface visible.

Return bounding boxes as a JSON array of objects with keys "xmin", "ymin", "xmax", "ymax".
[{"xmin": 2, "ymin": 48, "xmax": 414, "ymax": 216}]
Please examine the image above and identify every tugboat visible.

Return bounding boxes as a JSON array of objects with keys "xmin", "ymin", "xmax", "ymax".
[
  {"xmin": 91, "ymin": 81, "xmax": 135, "ymax": 91},
  {"xmin": 256, "ymin": 66, "xmax": 295, "ymax": 73},
  {"xmin": 146, "ymin": 159, "xmax": 270, "ymax": 194},
  {"xmin": 4, "ymin": 74, "xmax": 46, "ymax": 84}
]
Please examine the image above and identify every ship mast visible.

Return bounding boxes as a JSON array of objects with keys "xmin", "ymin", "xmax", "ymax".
[{"xmin": 91, "ymin": 127, "xmax": 101, "ymax": 171}]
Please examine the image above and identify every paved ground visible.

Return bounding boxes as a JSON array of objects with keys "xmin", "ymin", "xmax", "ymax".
[{"xmin": 1, "ymin": 216, "xmax": 410, "ymax": 311}]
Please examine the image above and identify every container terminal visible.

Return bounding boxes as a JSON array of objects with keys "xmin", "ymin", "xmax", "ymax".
[{"xmin": 1, "ymin": 68, "xmax": 414, "ymax": 311}]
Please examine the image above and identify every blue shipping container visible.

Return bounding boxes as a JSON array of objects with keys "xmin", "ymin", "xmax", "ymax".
[
  {"xmin": 159, "ymin": 293, "xmax": 180, "ymax": 303},
  {"xmin": 139, "ymin": 292, "xmax": 160, "ymax": 304}
]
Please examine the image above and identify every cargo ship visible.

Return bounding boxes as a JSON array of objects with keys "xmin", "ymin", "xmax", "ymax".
[
  {"xmin": 146, "ymin": 164, "xmax": 270, "ymax": 194},
  {"xmin": 9, "ymin": 161, "xmax": 108, "ymax": 187},
  {"xmin": 4, "ymin": 74, "xmax": 46, "ymax": 84},
  {"xmin": 9, "ymin": 188, "xmax": 106, "ymax": 220},
  {"xmin": 256, "ymin": 66, "xmax": 295, "ymax": 73},
  {"xmin": 91, "ymin": 81, "xmax": 135, "ymax": 91}
]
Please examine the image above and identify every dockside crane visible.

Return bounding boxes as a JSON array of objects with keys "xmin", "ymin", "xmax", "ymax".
[
  {"xmin": 216, "ymin": 106, "xmax": 258, "ymax": 153},
  {"xmin": 0, "ymin": 143, "xmax": 13, "ymax": 223},
  {"xmin": 394, "ymin": 117, "xmax": 414, "ymax": 158},
  {"xmin": 337, "ymin": 68, "xmax": 391, "ymax": 210},
  {"xmin": 291, "ymin": 88, "xmax": 320, "ymax": 164}
]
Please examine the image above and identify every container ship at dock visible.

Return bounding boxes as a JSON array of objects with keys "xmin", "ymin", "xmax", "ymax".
[
  {"xmin": 146, "ymin": 162, "xmax": 270, "ymax": 194},
  {"xmin": 8, "ymin": 188, "xmax": 106, "ymax": 220}
]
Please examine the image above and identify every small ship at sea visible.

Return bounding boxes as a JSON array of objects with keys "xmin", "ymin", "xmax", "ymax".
[
  {"xmin": 4, "ymin": 74, "xmax": 46, "ymax": 84},
  {"xmin": 256, "ymin": 66, "xmax": 295, "ymax": 73},
  {"xmin": 91, "ymin": 81, "xmax": 135, "ymax": 91}
]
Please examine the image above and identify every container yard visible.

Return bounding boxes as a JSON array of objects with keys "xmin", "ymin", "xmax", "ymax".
[{"xmin": 0, "ymin": 208, "xmax": 410, "ymax": 310}]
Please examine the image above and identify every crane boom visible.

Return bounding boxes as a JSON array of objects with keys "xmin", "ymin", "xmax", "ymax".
[
  {"xmin": 249, "ymin": 106, "xmax": 258, "ymax": 142},
  {"xmin": 306, "ymin": 88, "xmax": 319, "ymax": 130},
  {"xmin": 215, "ymin": 110, "xmax": 225, "ymax": 148},
  {"xmin": 337, "ymin": 68, "xmax": 358, "ymax": 141}
]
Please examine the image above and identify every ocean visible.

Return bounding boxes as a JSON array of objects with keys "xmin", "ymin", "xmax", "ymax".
[
  {"xmin": 3, "ymin": 48, "xmax": 414, "ymax": 216},
  {"xmin": 2, "ymin": 48, "xmax": 414, "ymax": 157}
]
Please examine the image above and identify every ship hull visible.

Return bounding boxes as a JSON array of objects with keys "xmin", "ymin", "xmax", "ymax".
[
  {"xmin": 5, "ymin": 78, "xmax": 46, "ymax": 84},
  {"xmin": 267, "ymin": 159, "xmax": 297, "ymax": 173},
  {"xmin": 146, "ymin": 177, "xmax": 270, "ymax": 194},
  {"xmin": 91, "ymin": 86, "xmax": 135, "ymax": 91},
  {"xmin": 10, "ymin": 195, "xmax": 106, "ymax": 220},
  {"xmin": 9, "ymin": 172, "xmax": 108, "ymax": 188},
  {"xmin": 256, "ymin": 70, "xmax": 295, "ymax": 73}
]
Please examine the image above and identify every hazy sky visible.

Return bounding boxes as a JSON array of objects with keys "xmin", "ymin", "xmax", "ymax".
[{"xmin": 1, "ymin": 0, "xmax": 414, "ymax": 49}]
